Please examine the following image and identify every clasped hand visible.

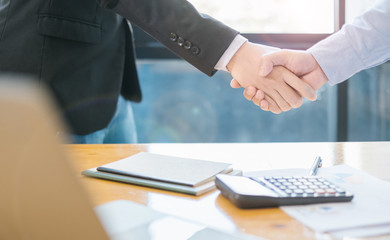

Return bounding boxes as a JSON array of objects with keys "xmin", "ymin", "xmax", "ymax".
[{"xmin": 228, "ymin": 43, "xmax": 328, "ymax": 113}]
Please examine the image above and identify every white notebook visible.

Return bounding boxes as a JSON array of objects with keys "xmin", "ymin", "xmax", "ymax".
[{"xmin": 96, "ymin": 152, "xmax": 232, "ymax": 187}]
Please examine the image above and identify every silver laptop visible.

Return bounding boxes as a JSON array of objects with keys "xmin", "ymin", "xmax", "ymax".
[{"xmin": 0, "ymin": 77, "xmax": 262, "ymax": 240}]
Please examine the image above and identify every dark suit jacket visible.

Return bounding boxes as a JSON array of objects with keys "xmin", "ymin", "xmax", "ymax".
[{"xmin": 0, "ymin": 0, "xmax": 238, "ymax": 135}]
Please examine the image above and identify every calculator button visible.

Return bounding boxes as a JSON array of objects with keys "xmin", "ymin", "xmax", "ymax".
[
  {"xmin": 336, "ymin": 188, "xmax": 346, "ymax": 193},
  {"xmin": 293, "ymin": 189, "xmax": 304, "ymax": 194},
  {"xmin": 326, "ymin": 189, "xmax": 336, "ymax": 194},
  {"xmin": 315, "ymin": 189, "xmax": 326, "ymax": 194},
  {"xmin": 304, "ymin": 189, "xmax": 315, "ymax": 194}
]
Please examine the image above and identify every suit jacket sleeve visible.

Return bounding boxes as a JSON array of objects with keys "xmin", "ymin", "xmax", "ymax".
[{"xmin": 98, "ymin": 0, "xmax": 239, "ymax": 76}]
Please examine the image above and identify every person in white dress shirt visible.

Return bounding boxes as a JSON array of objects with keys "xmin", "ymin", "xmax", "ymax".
[{"xmin": 232, "ymin": 0, "xmax": 390, "ymax": 111}]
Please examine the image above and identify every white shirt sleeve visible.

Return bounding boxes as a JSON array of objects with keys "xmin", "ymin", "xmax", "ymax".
[
  {"xmin": 308, "ymin": 0, "xmax": 390, "ymax": 85},
  {"xmin": 214, "ymin": 35, "xmax": 280, "ymax": 72}
]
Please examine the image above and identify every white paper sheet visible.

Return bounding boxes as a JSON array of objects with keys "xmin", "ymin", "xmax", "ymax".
[{"xmin": 330, "ymin": 223, "xmax": 390, "ymax": 238}]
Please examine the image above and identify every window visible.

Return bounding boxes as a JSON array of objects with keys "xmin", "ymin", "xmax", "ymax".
[
  {"xmin": 346, "ymin": 0, "xmax": 377, "ymax": 23},
  {"xmin": 132, "ymin": 0, "xmax": 390, "ymax": 143},
  {"xmin": 133, "ymin": 60, "xmax": 336, "ymax": 142},
  {"xmin": 187, "ymin": 0, "xmax": 334, "ymax": 33}
]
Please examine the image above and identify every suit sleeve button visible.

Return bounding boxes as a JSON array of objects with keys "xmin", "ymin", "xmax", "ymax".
[
  {"xmin": 191, "ymin": 46, "xmax": 200, "ymax": 55},
  {"xmin": 170, "ymin": 33, "xmax": 177, "ymax": 42},
  {"xmin": 184, "ymin": 41, "xmax": 192, "ymax": 49},
  {"xmin": 177, "ymin": 37, "xmax": 184, "ymax": 46}
]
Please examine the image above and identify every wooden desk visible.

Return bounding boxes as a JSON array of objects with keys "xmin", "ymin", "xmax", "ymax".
[{"xmin": 68, "ymin": 142, "xmax": 390, "ymax": 240}]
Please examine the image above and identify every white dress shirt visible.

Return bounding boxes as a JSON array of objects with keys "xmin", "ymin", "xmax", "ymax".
[{"xmin": 308, "ymin": 0, "xmax": 390, "ymax": 85}]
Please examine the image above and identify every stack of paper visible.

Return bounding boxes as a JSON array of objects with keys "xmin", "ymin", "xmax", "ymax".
[
  {"xmin": 246, "ymin": 165, "xmax": 390, "ymax": 238},
  {"xmin": 82, "ymin": 152, "xmax": 241, "ymax": 196}
]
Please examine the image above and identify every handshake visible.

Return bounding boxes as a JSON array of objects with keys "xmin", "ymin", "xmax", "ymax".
[{"xmin": 227, "ymin": 42, "xmax": 328, "ymax": 114}]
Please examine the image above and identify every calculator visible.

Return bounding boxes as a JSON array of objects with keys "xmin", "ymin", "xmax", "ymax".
[{"xmin": 215, "ymin": 174, "xmax": 354, "ymax": 209}]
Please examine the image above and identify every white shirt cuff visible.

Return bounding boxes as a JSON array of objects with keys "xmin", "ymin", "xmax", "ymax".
[
  {"xmin": 214, "ymin": 35, "xmax": 280, "ymax": 72},
  {"xmin": 214, "ymin": 35, "xmax": 247, "ymax": 72}
]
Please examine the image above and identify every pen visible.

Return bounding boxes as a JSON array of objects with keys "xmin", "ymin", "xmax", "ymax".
[{"xmin": 309, "ymin": 156, "xmax": 322, "ymax": 176}]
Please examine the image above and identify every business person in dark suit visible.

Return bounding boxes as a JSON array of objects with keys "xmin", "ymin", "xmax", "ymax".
[{"xmin": 0, "ymin": 0, "xmax": 316, "ymax": 143}]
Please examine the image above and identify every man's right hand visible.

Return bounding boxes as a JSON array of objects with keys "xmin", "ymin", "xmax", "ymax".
[
  {"xmin": 231, "ymin": 50, "xmax": 329, "ymax": 111},
  {"xmin": 227, "ymin": 43, "xmax": 317, "ymax": 114}
]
